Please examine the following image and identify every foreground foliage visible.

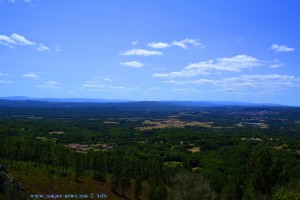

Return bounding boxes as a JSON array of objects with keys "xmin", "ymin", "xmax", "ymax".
[{"xmin": 0, "ymin": 105, "xmax": 300, "ymax": 199}]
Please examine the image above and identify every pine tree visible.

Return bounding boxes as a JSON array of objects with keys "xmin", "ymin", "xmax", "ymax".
[{"xmin": 135, "ymin": 176, "xmax": 142, "ymax": 199}]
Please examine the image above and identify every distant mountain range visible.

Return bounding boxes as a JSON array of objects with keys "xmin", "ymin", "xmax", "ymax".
[
  {"xmin": 0, "ymin": 96, "xmax": 132, "ymax": 103},
  {"xmin": 0, "ymin": 96, "xmax": 285, "ymax": 108},
  {"xmin": 165, "ymin": 101, "xmax": 283, "ymax": 107}
]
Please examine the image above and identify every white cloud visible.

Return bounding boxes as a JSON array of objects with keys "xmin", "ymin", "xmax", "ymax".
[
  {"xmin": 0, "ymin": 33, "xmax": 50, "ymax": 51},
  {"xmin": 165, "ymin": 74, "xmax": 299, "ymax": 93},
  {"xmin": 150, "ymin": 87, "xmax": 161, "ymax": 90},
  {"xmin": 0, "ymin": 35, "xmax": 16, "ymax": 47},
  {"xmin": 24, "ymin": 0, "xmax": 32, "ymax": 2},
  {"xmin": 170, "ymin": 88, "xmax": 198, "ymax": 92},
  {"xmin": 36, "ymin": 81, "xmax": 60, "ymax": 89},
  {"xmin": 0, "ymin": 80, "xmax": 12, "ymax": 84},
  {"xmin": 0, "ymin": 33, "xmax": 36, "ymax": 48},
  {"xmin": 37, "ymin": 43, "xmax": 50, "ymax": 51},
  {"xmin": 220, "ymin": 74, "xmax": 298, "ymax": 92},
  {"xmin": 153, "ymin": 55, "xmax": 262, "ymax": 78},
  {"xmin": 11, "ymin": 33, "xmax": 35, "ymax": 45},
  {"xmin": 121, "ymin": 49, "xmax": 163, "ymax": 56},
  {"xmin": 148, "ymin": 42, "xmax": 170, "ymax": 49},
  {"xmin": 22, "ymin": 73, "xmax": 40, "ymax": 78},
  {"xmin": 103, "ymin": 78, "xmax": 112, "ymax": 82},
  {"xmin": 269, "ymin": 59, "xmax": 285, "ymax": 68},
  {"xmin": 270, "ymin": 63, "xmax": 284, "ymax": 68},
  {"xmin": 132, "ymin": 41, "xmax": 138, "ymax": 45},
  {"xmin": 164, "ymin": 79, "xmax": 214, "ymax": 85},
  {"xmin": 81, "ymin": 81, "xmax": 106, "ymax": 91},
  {"xmin": 108, "ymin": 85, "xmax": 139, "ymax": 91},
  {"xmin": 172, "ymin": 38, "xmax": 203, "ymax": 49},
  {"xmin": 0, "ymin": 73, "xmax": 11, "ymax": 84},
  {"xmin": 270, "ymin": 44, "xmax": 295, "ymax": 52},
  {"xmin": 0, "ymin": 73, "xmax": 9, "ymax": 76},
  {"xmin": 120, "ymin": 61, "xmax": 144, "ymax": 68},
  {"xmin": 68, "ymin": 90, "xmax": 77, "ymax": 93},
  {"xmin": 146, "ymin": 38, "xmax": 203, "ymax": 49},
  {"xmin": 55, "ymin": 44, "xmax": 60, "ymax": 51}
]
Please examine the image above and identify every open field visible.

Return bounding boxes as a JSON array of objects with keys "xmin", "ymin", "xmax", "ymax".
[
  {"xmin": 137, "ymin": 119, "xmax": 214, "ymax": 131},
  {"xmin": 49, "ymin": 131, "xmax": 65, "ymax": 135},
  {"xmin": 188, "ymin": 146, "xmax": 201, "ymax": 153}
]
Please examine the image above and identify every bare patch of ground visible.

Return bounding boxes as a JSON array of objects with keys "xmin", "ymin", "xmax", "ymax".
[
  {"xmin": 65, "ymin": 143, "xmax": 112, "ymax": 153},
  {"xmin": 164, "ymin": 161, "xmax": 182, "ymax": 168},
  {"xmin": 36, "ymin": 137, "xmax": 57, "ymax": 143},
  {"xmin": 188, "ymin": 147, "xmax": 201, "ymax": 153},
  {"xmin": 103, "ymin": 121, "xmax": 120, "ymax": 124},
  {"xmin": 137, "ymin": 119, "xmax": 214, "ymax": 131},
  {"xmin": 192, "ymin": 167, "xmax": 201, "ymax": 172},
  {"xmin": 273, "ymin": 144, "xmax": 289, "ymax": 150},
  {"xmin": 48, "ymin": 131, "xmax": 64, "ymax": 135},
  {"xmin": 236, "ymin": 122, "xmax": 268, "ymax": 129}
]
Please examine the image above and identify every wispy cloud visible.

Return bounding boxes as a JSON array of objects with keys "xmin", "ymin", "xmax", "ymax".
[
  {"xmin": 270, "ymin": 44, "xmax": 295, "ymax": 52},
  {"xmin": 132, "ymin": 41, "xmax": 138, "ymax": 46},
  {"xmin": 153, "ymin": 55, "xmax": 262, "ymax": 78},
  {"xmin": 172, "ymin": 38, "xmax": 203, "ymax": 49},
  {"xmin": 81, "ymin": 81, "xmax": 106, "ymax": 91},
  {"xmin": 10, "ymin": 33, "xmax": 35, "ymax": 45},
  {"xmin": 81, "ymin": 79, "xmax": 139, "ymax": 93},
  {"xmin": 0, "ymin": 33, "xmax": 50, "ymax": 51},
  {"xmin": 165, "ymin": 74, "xmax": 299, "ymax": 94},
  {"xmin": 147, "ymin": 42, "xmax": 170, "ymax": 49},
  {"xmin": 108, "ymin": 86, "xmax": 139, "ymax": 91},
  {"xmin": 120, "ymin": 61, "xmax": 144, "ymax": 68},
  {"xmin": 36, "ymin": 81, "xmax": 60, "ymax": 89},
  {"xmin": 0, "ymin": 35, "xmax": 16, "ymax": 48},
  {"xmin": 121, "ymin": 49, "xmax": 163, "ymax": 56},
  {"xmin": 0, "ymin": 73, "xmax": 9, "ymax": 76},
  {"xmin": 147, "ymin": 38, "xmax": 203, "ymax": 49},
  {"xmin": 22, "ymin": 73, "xmax": 41, "ymax": 79},
  {"xmin": 0, "ymin": 80, "xmax": 12, "ymax": 84},
  {"xmin": 170, "ymin": 88, "xmax": 198, "ymax": 92},
  {"xmin": 103, "ymin": 77, "xmax": 112, "ymax": 82},
  {"xmin": 270, "ymin": 64, "xmax": 283, "ymax": 68},
  {"xmin": 149, "ymin": 87, "xmax": 161, "ymax": 90},
  {"xmin": 37, "ymin": 43, "xmax": 50, "ymax": 51},
  {"xmin": 0, "ymin": 73, "xmax": 11, "ymax": 84},
  {"xmin": 55, "ymin": 44, "xmax": 60, "ymax": 51},
  {"xmin": 270, "ymin": 60, "xmax": 285, "ymax": 68}
]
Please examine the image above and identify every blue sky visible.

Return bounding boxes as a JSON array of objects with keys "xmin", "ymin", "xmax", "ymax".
[{"xmin": 0, "ymin": 0, "xmax": 299, "ymax": 105}]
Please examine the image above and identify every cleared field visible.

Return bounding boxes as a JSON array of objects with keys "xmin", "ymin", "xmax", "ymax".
[
  {"xmin": 273, "ymin": 144, "xmax": 289, "ymax": 150},
  {"xmin": 48, "ymin": 131, "xmax": 65, "ymax": 135},
  {"xmin": 164, "ymin": 161, "xmax": 182, "ymax": 168},
  {"xmin": 236, "ymin": 122, "xmax": 269, "ymax": 129},
  {"xmin": 188, "ymin": 147, "xmax": 201, "ymax": 153},
  {"xmin": 137, "ymin": 119, "xmax": 213, "ymax": 131},
  {"xmin": 103, "ymin": 121, "xmax": 120, "ymax": 124}
]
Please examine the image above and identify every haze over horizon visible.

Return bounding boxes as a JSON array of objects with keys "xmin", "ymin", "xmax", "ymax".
[{"xmin": 1, "ymin": 0, "xmax": 299, "ymax": 106}]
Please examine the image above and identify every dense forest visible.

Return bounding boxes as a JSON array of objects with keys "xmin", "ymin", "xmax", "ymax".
[{"xmin": 1, "ymin": 101, "xmax": 300, "ymax": 199}]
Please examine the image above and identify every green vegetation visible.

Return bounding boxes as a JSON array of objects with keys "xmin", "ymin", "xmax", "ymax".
[{"xmin": 1, "ymin": 103, "xmax": 300, "ymax": 199}]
